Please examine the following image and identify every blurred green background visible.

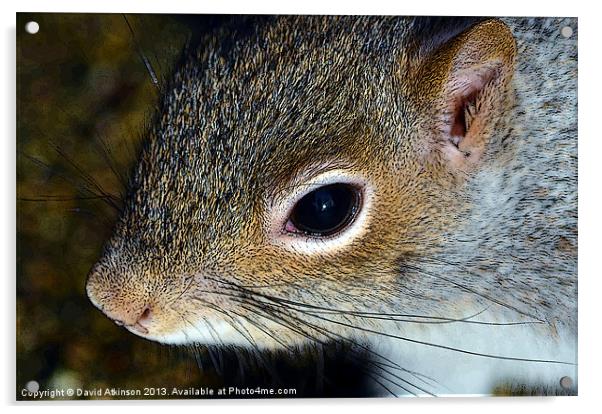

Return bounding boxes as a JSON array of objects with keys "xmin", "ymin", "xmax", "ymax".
[{"xmin": 16, "ymin": 13, "xmax": 222, "ymax": 400}]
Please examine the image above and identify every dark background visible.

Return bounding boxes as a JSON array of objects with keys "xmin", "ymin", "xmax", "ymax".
[
  {"xmin": 16, "ymin": 12, "xmax": 206, "ymax": 400},
  {"xmin": 16, "ymin": 13, "xmax": 371, "ymax": 400}
]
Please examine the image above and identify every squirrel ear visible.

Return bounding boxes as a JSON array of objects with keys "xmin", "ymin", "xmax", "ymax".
[{"xmin": 417, "ymin": 19, "xmax": 517, "ymax": 172}]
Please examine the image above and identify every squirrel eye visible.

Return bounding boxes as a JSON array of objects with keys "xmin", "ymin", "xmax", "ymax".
[{"xmin": 286, "ymin": 183, "xmax": 361, "ymax": 237}]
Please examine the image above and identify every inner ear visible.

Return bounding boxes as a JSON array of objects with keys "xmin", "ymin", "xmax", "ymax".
[
  {"xmin": 447, "ymin": 64, "xmax": 502, "ymax": 154},
  {"xmin": 417, "ymin": 19, "xmax": 517, "ymax": 173}
]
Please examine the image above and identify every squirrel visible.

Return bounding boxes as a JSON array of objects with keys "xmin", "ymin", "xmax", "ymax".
[{"xmin": 85, "ymin": 16, "xmax": 577, "ymax": 396}]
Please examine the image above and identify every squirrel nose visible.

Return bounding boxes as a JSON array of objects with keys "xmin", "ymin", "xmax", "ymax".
[
  {"xmin": 86, "ymin": 268, "xmax": 155, "ymax": 334},
  {"xmin": 111, "ymin": 306, "xmax": 153, "ymax": 335},
  {"xmin": 137, "ymin": 307, "xmax": 153, "ymax": 329}
]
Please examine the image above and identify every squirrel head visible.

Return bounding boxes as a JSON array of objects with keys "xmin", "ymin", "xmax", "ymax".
[{"xmin": 86, "ymin": 17, "xmax": 517, "ymax": 347}]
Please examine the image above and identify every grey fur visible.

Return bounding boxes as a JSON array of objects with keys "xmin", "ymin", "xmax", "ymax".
[{"xmin": 87, "ymin": 16, "xmax": 578, "ymax": 395}]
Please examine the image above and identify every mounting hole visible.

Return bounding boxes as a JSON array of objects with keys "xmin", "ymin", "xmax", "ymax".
[
  {"xmin": 25, "ymin": 21, "xmax": 40, "ymax": 34},
  {"xmin": 559, "ymin": 376, "xmax": 573, "ymax": 390},
  {"xmin": 561, "ymin": 26, "xmax": 573, "ymax": 38},
  {"xmin": 26, "ymin": 380, "xmax": 40, "ymax": 393}
]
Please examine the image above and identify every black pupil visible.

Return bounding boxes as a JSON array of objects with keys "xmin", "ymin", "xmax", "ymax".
[{"xmin": 289, "ymin": 183, "xmax": 358, "ymax": 236}]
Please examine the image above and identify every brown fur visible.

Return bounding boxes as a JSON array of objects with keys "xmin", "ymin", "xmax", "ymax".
[{"xmin": 86, "ymin": 16, "xmax": 577, "ymax": 395}]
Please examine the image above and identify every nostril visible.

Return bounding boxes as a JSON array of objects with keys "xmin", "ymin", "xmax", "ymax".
[
  {"xmin": 137, "ymin": 306, "xmax": 152, "ymax": 328},
  {"xmin": 108, "ymin": 306, "xmax": 152, "ymax": 335}
]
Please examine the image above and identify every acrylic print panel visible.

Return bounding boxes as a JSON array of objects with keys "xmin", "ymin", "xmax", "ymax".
[{"xmin": 16, "ymin": 14, "xmax": 578, "ymax": 399}]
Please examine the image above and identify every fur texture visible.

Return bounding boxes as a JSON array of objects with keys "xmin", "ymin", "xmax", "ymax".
[{"xmin": 86, "ymin": 16, "xmax": 577, "ymax": 396}]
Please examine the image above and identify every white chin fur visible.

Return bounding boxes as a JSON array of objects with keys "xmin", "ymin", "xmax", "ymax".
[
  {"xmin": 366, "ymin": 310, "xmax": 577, "ymax": 396},
  {"xmin": 149, "ymin": 319, "xmax": 251, "ymax": 346},
  {"xmin": 144, "ymin": 308, "xmax": 576, "ymax": 396}
]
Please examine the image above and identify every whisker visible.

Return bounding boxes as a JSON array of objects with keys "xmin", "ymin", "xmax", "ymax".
[
  {"xmin": 92, "ymin": 131, "xmax": 130, "ymax": 192},
  {"xmin": 364, "ymin": 372, "xmax": 399, "ymax": 397},
  {"xmin": 123, "ymin": 14, "xmax": 160, "ymax": 89},
  {"xmin": 181, "ymin": 297, "xmax": 282, "ymax": 381},
  {"xmin": 49, "ymin": 141, "xmax": 122, "ymax": 211},
  {"xmin": 205, "ymin": 278, "xmax": 540, "ymax": 326},
  {"xmin": 295, "ymin": 309, "xmax": 574, "ymax": 365},
  {"xmin": 206, "ymin": 278, "xmax": 573, "ymax": 392},
  {"xmin": 51, "ymin": 104, "xmax": 131, "ymax": 195},
  {"xmin": 269, "ymin": 303, "xmax": 434, "ymax": 395},
  {"xmin": 400, "ymin": 262, "xmax": 545, "ymax": 322},
  {"xmin": 235, "ymin": 296, "xmax": 435, "ymax": 396},
  {"xmin": 17, "ymin": 194, "xmax": 117, "ymax": 202},
  {"xmin": 230, "ymin": 295, "xmax": 444, "ymax": 387},
  {"xmin": 19, "ymin": 151, "xmax": 120, "ymax": 212}
]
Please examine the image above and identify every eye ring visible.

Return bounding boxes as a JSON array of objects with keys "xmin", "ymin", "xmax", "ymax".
[
  {"xmin": 267, "ymin": 168, "xmax": 374, "ymax": 255},
  {"xmin": 284, "ymin": 183, "xmax": 363, "ymax": 239}
]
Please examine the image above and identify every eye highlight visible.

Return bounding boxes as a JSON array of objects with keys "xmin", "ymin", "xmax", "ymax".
[
  {"xmin": 286, "ymin": 183, "xmax": 361, "ymax": 237},
  {"xmin": 267, "ymin": 167, "xmax": 374, "ymax": 254}
]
